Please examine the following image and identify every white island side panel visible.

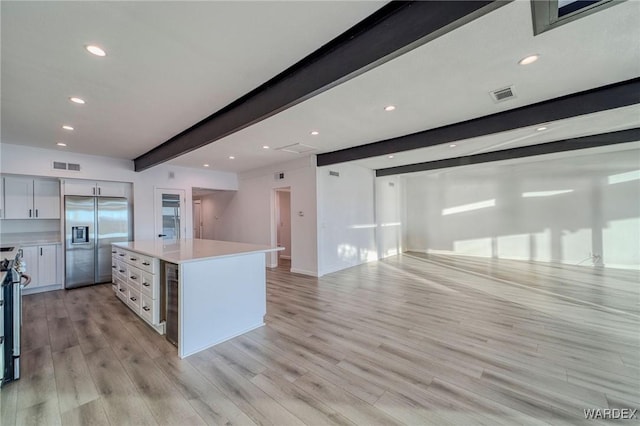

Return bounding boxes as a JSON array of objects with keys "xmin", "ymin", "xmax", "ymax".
[{"xmin": 179, "ymin": 252, "xmax": 266, "ymax": 358}]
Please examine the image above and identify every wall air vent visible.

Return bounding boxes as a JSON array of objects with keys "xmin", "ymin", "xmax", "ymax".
[
  {"xmin": 53, "ymin": 161, "xmax": 67, "ymax": 170},
  {"xmin": 490, "ymin": 86, "xmax": 516, "ymax": 103},
  {"xmin": 67, "ymin": 163, "xmax": 81, "ymax": 171},
  {"xmin": 275, "ymin": 143, "xmax": 317, "ymax": 154},
  {"xmin": 329, "ymin": 171, "xmax": 340, "ymax": 177}
]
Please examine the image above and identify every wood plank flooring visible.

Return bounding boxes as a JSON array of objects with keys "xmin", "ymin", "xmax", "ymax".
[{"xmin": 2, "ymin": 254, "xmax": 638, "ymax": 425}]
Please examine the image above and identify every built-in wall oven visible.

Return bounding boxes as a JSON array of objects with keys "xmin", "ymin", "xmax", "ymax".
[{"xmin": 1, "ymin": 249, "xmax": 30, "ymax": 386}]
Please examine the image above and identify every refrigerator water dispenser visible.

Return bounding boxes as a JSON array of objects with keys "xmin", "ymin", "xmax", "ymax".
[{"xmin": 71, "ymin": 226, "xmax": 89, "ymax": 244}]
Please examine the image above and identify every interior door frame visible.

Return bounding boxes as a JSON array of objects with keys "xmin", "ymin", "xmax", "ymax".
[
  {"xmin": 271, "ymin": 186, "xmax": 291, "ymax": 269},
  {"xmin": 154, "ymin": 188, "xmax": 187, "ymax": 240}
]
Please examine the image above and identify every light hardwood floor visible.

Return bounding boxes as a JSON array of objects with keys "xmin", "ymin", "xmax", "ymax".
[{"xmin": 2, "ymin": 254, "xmax": 638, "ymax": 425}]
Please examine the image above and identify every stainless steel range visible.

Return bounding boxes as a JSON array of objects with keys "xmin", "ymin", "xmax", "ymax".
[{"xmin": 1, "ymin": 248, "xmax": 30, "ymax": 386}]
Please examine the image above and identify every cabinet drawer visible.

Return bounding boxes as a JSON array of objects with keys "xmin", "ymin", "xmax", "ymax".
[
  {"xmin": 139, "ymin": 271, "xmax": 157, "ymax": 298},
  {"xmin": 116, "ymin": 279, "xmax": 128, "ymax": 302},
  {"xmin": 115, "ymin": 261, "xmax": 127, "ymax": 279},
  {"xmin": 140, "ymin": 294, "xmax": 159, "ymax": 325},
  {"xmin": 127, "ymin": 266, "xmax": 142, "ymax": 291},
  {"xmin": 137, "ymin": 255, "xmax": 158, "ymax": 274},
  {"xmin": 127, "ymin": 287, "xmax": 141, "ymax": 312},
  {"xmin": 115, "ymin": 248, "xmax": 128, "ymax": 260}
]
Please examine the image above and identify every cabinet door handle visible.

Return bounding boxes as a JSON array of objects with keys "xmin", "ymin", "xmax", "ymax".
[
  {"xmin": 35, "ymin": 209, "xmax": 39, "ymax": 217},
  {"xmin": 130, "ymin": 276, "xmax": 137, "ymax": 280},
  {"xmin": 130, "ymin": 257, "xmax": 137, "ymax": 261},
  {"xmin": 119, "ymin": 269, "xmax": 125, "ymax": 273},
  {"xmin": 142, "ymin": 262, "xmax": 150, "ymax": 266},
  {"xmin": 92, "ymin": 187, "xmax": 95, "ymax": 195},
  {"xmin": 119, "ymin": 253, "xmax": 125, "ymax": 256},
  {"xmin": 142, "ymin": 306, "xmax": 150, "ymax": 312},
  {"xmin": 98, "ymin": 187, "xmax": 101, "ymax": 196},
  {"xmin": 130, "ymin": 296, "xmax": 137, "ymax": 302},
  {"xmin": 29, "ymin": 209, "xmax": 32, "ymax": 217},
  {"xmin": 40, "ymin": 247, "xmax": 42, "ymax": 256},
  {"xmin": 142, "ymin": 282, "xmax": 150, "ymax": 287}
]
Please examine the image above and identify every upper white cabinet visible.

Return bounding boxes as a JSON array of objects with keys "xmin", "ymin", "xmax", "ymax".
[
  {"xmin": 3, "ymin": 176, "xmax": 60, "ymax": 219},
  {"xmin": 64, "ymin": 179, "xmax": 127, "ymax": 197}
]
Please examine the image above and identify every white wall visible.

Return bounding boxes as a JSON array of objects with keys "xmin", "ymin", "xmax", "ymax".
[
  {"xmin": 0, "ymin": 143, "xmax": 238, "ymax": 240},
  {"xmin": 215, "ymin": 157, "xmax": 318, "ymax": 276},
  {"xmin": 375, "ymin": 175, "xmax": 404, "ymax": 259},
  {"xmin": 317, "ymin": 163, "xmax": 377, "ymax": 276},
  {"xmin": 404, "ymin": 148, "xmax": 640, "ymax": 269}
]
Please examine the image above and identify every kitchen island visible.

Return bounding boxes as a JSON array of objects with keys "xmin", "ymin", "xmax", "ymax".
[{"xmin": 112, "ymin": 239, "xmax": 280, "ymax": 358}]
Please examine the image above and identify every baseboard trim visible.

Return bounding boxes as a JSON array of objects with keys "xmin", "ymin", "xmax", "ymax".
[{"xmin": 290, "ymin": 268, "xmax": 319, "ymax": 277}]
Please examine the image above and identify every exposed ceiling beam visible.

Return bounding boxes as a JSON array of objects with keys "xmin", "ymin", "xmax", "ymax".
[
  {"xmin": 375, "ymin": 127, "xmax": 640, "ymax": 177},
  {"xmin": 133, "ymin": 0, "xmax": 507, "ymax": 171},
  {"xmin": 317, "ymin": 77, "xmax": 640, "ymax": 167}
]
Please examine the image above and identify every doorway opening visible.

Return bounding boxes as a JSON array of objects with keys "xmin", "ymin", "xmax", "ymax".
[
  {"xmin": 191, "ymin": 188, "xmax": 237, "ymax": 241},
  {"xmin": 272, "ymin": 187, "xmax": 292, "ymax": 269}
]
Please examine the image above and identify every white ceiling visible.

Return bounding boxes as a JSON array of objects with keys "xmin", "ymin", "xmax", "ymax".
[{"xmin": 2, "ymin": 1, "xmax": 639, "ymax": 175}]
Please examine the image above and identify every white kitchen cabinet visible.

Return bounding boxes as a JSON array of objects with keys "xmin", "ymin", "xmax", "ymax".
[
  {"xmin": 64, "ymin": 179, "xmax": 128, "ymax": 197},
  {"xmin": 3, "ymin": 176, "xmax": 60, "ymax": 219},
  {"xmin": 21, "ymin": 244, "xmax": 59, "ymax": 289}
]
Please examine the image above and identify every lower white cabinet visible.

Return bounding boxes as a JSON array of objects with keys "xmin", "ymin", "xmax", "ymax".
[
  {"xmin": 21, "ymin": 244, "xmax": 60, "ymax": 289},
  {"xmin": 112, "ymin": 245, "xmax": 162, "ymax": 333}
]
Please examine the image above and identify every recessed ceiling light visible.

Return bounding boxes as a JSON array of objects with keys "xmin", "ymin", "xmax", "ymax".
[
  {"xmin": 203, "ymin": 164, "xmax": 210, "ymax": 167},
  {"xmin": 384, "ymin": 105, "xmax": 396, "ymax": 112},
  {"xmin": 536, "ymin": 126, "xmax": 548, "ymax": 131},
  {"xmin": 69, "ymin": 97, "xmax": 85, "ymax": 104},
  {"xmin": 262, "ymin": 145, "xmax": 270, "ymax": 149},
  {"xmin": 518, "ymin": 54, "xmax": 540, "ymax": 65},
  {"xmin": 229, "ymin": 156, "xmax": 235, "ymax": 160},
  {"xmin": 388, "ymin": 155, "xmax": 395, "ymax": 159},
  {"xmin": 56, "ymin": 142, "xmax": 67, "ymax": 147},
  {"xmin": 449, "ymin": 144, "xmax": 457, "ymax": 148},
  {"xmin": 62, "ymin": 125, "xmax": 74, "ymax": 131},
  {"xmin": 310, "ymin": 131, "xmax": 319, "ymax": 136},
  {"xmin": 85, "ymin": 45, "xmax": 106, "ymax": 57}
]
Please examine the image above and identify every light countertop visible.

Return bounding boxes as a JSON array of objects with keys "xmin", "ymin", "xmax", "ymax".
[
  {"xmin": 0, "ymin": 232, "xmax": 62, "ymax": 246},
  {"xmin": 113, "ymin": 239, "xmax": 281, "ymax": 264}
]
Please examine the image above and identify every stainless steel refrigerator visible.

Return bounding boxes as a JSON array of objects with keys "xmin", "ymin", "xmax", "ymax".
[{"xmin": 65, "ymin": 196, "xmax": 130, "ymax": 288}]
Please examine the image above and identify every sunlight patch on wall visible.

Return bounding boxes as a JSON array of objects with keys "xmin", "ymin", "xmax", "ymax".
[
  {"xmin": 608, "ymin": 170, "xmax": 640, "ymax": 185},
  {"xmin": 497, "ymin": 234, "xmax": 530, "ymax": 260},
  {"xmin": 522, "ymin": 189, "xmax": 574, "ymax": 198},
  {"xmin": 562, "ymin": 228, "xmax": 592, "ymax": 264},
  {"xmin": 442, "ymin": 199, "xmax": 495, "ymax": 216},
  {"xmin": 603, "ymin": 217, "xmax": 640, "ymax": 267},
  {"xmin": 453, "ymin": 237, "xmax": 492, "ymax": 257}
]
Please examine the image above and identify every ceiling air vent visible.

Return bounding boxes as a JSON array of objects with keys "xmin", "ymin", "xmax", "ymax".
[
  {"xmin": 53, "ymin": 161, "xmax": 67, "ymax": 170},
  {"xmin": 490, "ymin": 86, "xmax": 516, "ymax": 103},
  {"xmin": 274, "ymin": 172, "xmax": 285, "ymax": 180},
  {"xmin": 67, "ymin": 163, "xmax": 81, "ymax": 171},
  {"xmin": 275, "ymin": 143, "xmax": 317, "ymax": 154}
]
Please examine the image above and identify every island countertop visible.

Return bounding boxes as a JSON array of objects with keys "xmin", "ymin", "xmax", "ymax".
[{"xmin": 113, "ymin": 239, "xmax": 281, "ymax": 264}]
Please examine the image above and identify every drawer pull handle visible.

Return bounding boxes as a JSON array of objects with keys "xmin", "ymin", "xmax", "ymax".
[
  {"xmin": 130, "ymin": 297, "xmax": 137, "ymax": 302},
  {"xmin": 130, "ymin": 276, "xmax": 137, "ymax": 280},
  {"xmin": 142, "ymin": 282, "xmax": 150, "ymax": 287},
  {"xmin": 112, "ymin": 265, "xmax": 116, "ymax": 269},
  {"xmin": 119, "ymin": 269, "xmax": 125, "ymax": 273},
  {"xmin": 142, "ymin": 306, "xmax": 150, "ymax": 312},
  {"xmin": 130, "ymin": 257, "xmax": 137, "ymax": 261},
  {"xmin": 142, "ymin": 262, "xmax": 150, "ymax": 266},
  {"xmin": 119, "ymin": 288, "xmax": 125, "ymax": 292},
  {"xmin": 112, "ymin": 250, "xmax": 116, "ymax": 254},
  {"xmin": 119, "ymin": 253, "xmax": 125, "ymax": 256}
]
